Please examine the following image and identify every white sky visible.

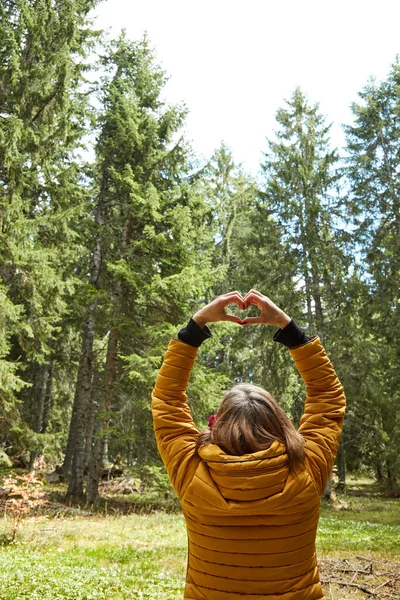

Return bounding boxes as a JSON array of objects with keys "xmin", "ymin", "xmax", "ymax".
[{"xmin": 93, "ymin": 0, "xmax": 400, "ymax": 174}]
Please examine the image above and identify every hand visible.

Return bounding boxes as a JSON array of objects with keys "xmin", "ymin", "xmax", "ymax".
[
  {"xmin": 192, "ymin": 291, "xmax": 245, "ymax": 328},
  {"xmin": 241, "ymin": 289, "xmax": 291, "ymax": 328}
]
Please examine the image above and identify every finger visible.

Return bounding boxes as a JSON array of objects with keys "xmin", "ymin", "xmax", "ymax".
[
  {"xmin": 243, "ymin": 289, "xmax": 263, "ymax": 308},
  {"xmin": 220, "ymin": 292, "xmax": 245, "ymax": 310},
  {"xmin": 222, "ymin": 290, "xmax": 245, "ymax": 302},
  {"xmin": 244, "ymin": 289, "xmax": 262, "ymax": 299},
  {"xmin": 243, "ymin": 292, "xmax": 264, "ymax": 310},
  {"xmin": 222, "ymin": 314, "xmax": 244, "ymax": 324},
  {"xmin": 241, "ymin": 316, "xmax": 264, "ymax": 325}
]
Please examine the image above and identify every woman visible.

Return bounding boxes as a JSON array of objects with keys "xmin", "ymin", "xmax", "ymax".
[{"xmin": 152, "ymin": 289, "xmax": 346, "ymax": 600}]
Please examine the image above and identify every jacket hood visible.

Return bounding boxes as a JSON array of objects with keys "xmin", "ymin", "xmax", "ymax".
[{"xmin": 197, "ymin": 440, "xmax": 290, "ymax": 502}]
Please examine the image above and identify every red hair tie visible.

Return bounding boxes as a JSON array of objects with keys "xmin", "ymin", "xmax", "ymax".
[{"xmin": 208, "ymin": 414, "xmax": 217, "ymax": 429}]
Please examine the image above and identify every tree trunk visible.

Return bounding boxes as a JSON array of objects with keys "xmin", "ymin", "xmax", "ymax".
[
  {"xmin": 62, "ymin": 173, "xmax": 106, "ymax": 493},
  {"xmin": 323, "ymin": 473, "xmax": 333, "ymax": 500},
  {"xmin": 311, "ymin": 269, "xmax": 324, "ymax": 342},
  {"xmin": 102, "ymin": 435, "xmax": 109, "ymax": 468},
  {"xmin": 336, "ymin": 436, "xmax": 346, "ymax": 484},
  {"xmin": 34, "ymin": 363, "xmax": 50, "ymax": 432},
  {"xmin": 86, "ymin": 326, "xmax": 119, "ymax": 504},
  {"xmin": 41, "ymin": 360, "xmax": 54, "ymax": 433},
  {"xmin": 86, "ymin": 214, "xmax": 130, "ymax": 504},
  {"xmin": 376, "ymin": 462, "xmax": 384, "ymax": 483},
  {"xmin": 386, "ymin": 460, "xmax": 398, "ymax": 491},
  {"xmin": 298, "ymin": 201, "xmax": 313, "ymax": 331},
  {"xmin": 29, "ymin": 362, "xmax": 52, "ymax": 469},
  {"xmin": 84, "ymin": 368, "xmax": 101, "ymax": 471},
  {"xmin": 65, "ymin": 311, "xmax": 96, "ymax": 499},
  {"xmin": 86, "ymin": 425, "xmax": 104, "ymax": 505}
]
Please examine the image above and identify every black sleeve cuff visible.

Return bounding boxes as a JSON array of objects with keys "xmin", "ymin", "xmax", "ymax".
[
  {"xmin": 178, "ymin": 317, "xmax": 212, "ymax": 348},
  {"xmin": 273, "ymin": 318, "xmax": 311, "ymax": 348}
]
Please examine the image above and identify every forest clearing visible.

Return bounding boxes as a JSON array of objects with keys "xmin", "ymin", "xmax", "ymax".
[
  {"xmin": 0, "ymin": 475, "xmax": 399, "ymax": 600},
  {"xmin": 1, "ymin": 2, "xmax": 400, "ymax": 600}
]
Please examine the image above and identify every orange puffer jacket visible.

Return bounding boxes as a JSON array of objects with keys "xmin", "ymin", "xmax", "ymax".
[{"xmin": 152, "ymin": 336, "xmax": 346, "ymax": 600}]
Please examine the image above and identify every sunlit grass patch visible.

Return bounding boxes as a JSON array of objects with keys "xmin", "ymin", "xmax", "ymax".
[
  {"xmin": 317, "ymin": 514, "xmax": 400, "ymax": 555},
  {"xmin": 317, "ymin": 483, "xmax": 400, "ymax": 557},
  {"xmin": 0, "ymin": 486, "xmax": 399, "ymax": 599},
  {"xmin": 0, "ymin": 514, "xmax": 187, "ymax": 599}
]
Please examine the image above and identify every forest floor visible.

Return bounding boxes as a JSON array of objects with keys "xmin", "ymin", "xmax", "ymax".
[{"xmin": 0, "ymin": 474, "xmax": 399, "ymax": 599}]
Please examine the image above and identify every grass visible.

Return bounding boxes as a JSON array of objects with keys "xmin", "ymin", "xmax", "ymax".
[
  {"xmin": 0, "ymin": 477, "xmax": 399, "ymax": 599},
  {"xmin": 0, "ymin": 513, "xmax": 187, "ymax": 599},
  {"xmin": 319, "ymin": 494, "xmax": 400, "ymax": 556}
]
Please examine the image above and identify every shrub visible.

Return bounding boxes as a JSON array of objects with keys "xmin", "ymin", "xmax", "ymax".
[{"xmin": 0, "ymin": 449, "xmax": 12, "ymax": 468}]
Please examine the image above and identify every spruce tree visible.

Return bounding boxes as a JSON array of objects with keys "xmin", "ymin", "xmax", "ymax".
[
  {"xmin": 345, "ymin": 60, "xmax": 400, "ymax": 489},
  {"xmin": 261, "ymin": 88, "xmax": 345, "ymax": 339},
  {"xmin": 0, "ymin": 0, "xmax": 100, "ymax": 459},
  {"xmin": 62, "ymin": 33, "xmax": 215, "ymax": 502},
  {"xmin": 260, "ymin": 88, "xmax": 351, "ymax": 493}
]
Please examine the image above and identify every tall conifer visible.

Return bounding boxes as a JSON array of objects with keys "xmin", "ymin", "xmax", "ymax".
[
  {"xmin": 345, "ymin": 61, "xmax": 400, "ymax": 488},
  {"xmin": 0, "ymin": 0, "xmax": 100, "ymax": 456}
]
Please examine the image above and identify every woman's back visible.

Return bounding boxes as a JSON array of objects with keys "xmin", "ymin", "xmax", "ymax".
[{"xmin": 183, "ymin": 441, "xmax": 321, "ymax": 599}]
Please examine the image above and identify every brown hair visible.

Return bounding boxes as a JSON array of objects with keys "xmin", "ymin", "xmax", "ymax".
[{"xmin": 196, "ymin": 383, "xmax": 305, "ymax": 474}]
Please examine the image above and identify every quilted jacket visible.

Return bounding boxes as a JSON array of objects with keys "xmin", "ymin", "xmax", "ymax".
[{"xmin": 152, "ymin": 335, "xmax": 346, "ymax": 600}]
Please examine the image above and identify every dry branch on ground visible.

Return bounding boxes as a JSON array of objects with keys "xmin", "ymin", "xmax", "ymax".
[{"xmin": 320, "ymin": 557, "xmax": 400, "ymax": 598}]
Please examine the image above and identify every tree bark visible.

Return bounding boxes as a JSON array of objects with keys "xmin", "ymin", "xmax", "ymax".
[
  {"xmin": 299, "ymin": 209, "xmax": 313, "ymax": 331},
  {"xmin": 65, "ymin": 311, "xmax": 96, "ymax": 499},
  {"xmin": 62, "ymin": 173, "xmax": 106, "ymax": 496},
  {"xmin": 337, "ymin": 436, "xmax": 346, "ymax": 484},
  {"xmin": 84, "ymin": 374, "xmax": 100, "ymax": 472},
  {"xmin": 41, "ymin": 360, "xmax": 54, "ymax": 433},
  {"xmin": 86, "ymin": 216, "xmax": 130, "ymax": 504},
  {"xmin": 376, "ymin": 462, "xmax": 384, "ymax": 483},
  {"xmin": 33, "ymin": 363, "xmax": 50, "ymax": 434},
  {"xmin": 311, "ymin": 267, "xmax": 324, "ymax": 342},
  {"xmin": 29, "ymin": 361, "xmax": 52, "ymax": 469},
  {"xmin": 86, "ymin": 326, "xmax": 119, "ymax": 504},
  {"xmin": 323, "ymin": 473, "xmax": 333, "ymax": 500}
]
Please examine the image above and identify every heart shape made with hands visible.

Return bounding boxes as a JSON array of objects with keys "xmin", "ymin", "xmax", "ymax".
[
  {"xmin": 225, "ymin": 298, "xmax": 261, "ymax": 324},
  {"xmin": 194, "ymin": 290, "xmax": 288, "ymax": 328},
  {"xmin": 214, "ymin": 290, "xmax": 288, "ymax": 327}
]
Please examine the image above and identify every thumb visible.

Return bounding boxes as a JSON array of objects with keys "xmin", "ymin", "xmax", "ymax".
[
  {"xmin": 241, "ymin": 316, "xmax": 264, "ymax": 325},
  {"xmin": 222, "ymin": 314, "xmax": 244, "ymax": 325}
]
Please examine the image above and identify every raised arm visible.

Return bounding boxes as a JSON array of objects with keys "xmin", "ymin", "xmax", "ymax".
[
  {"xmin": 290, "ymin": 339, "xmax": 346, "ymax": 494},
  {"xmin": 152, "ymin": 292, "xmax": 245, "ymax": 498},
  {"xmin": 152, "ymin": 337, "xmax": 201, "ymax": 498}
]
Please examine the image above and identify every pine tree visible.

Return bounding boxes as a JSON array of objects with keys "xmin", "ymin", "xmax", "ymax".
[
  {"xmin": 0, "ymin": 0, "xmax": 100, "ymax": 459},
  {"xmin": 261, "ymin": 88, "xmax": 345, "ymax": 339},
  {"xmin": 261, "ymin": 88, "xmax": 351, "ymax": 494},
  {"xmin": 62, "ymin": 33, "xmax": 216, "ymax": 502},
  {"xmin": 345, "ymin": 60, "xmax": 400, "ymax": 489}
]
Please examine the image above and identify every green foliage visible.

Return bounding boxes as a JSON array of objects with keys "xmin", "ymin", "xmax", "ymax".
[
  {"xmin": 0, "ymin": 0, "xmax": 100, "ymax": 456},
  {"xmin": 344, "ymin": 59, "xmax": 400, "ymax": 487},
  {"xmin": 138, "ymin": 464, "xmax": 175, "ymax": 498},
  {"xmin": 0, "ymin": 1, "xmax": 399, "ymax": 495},
  {"xmin": 92, "ymin": 35, "xmax": 219, "ymax": 456},
  {"xmin": 0, "ymin": 449, "xmax": 12, "ymax": 468},
  {"xmin": 261, "ymin": 87, "xmax": 346, "ymax": 337}
]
